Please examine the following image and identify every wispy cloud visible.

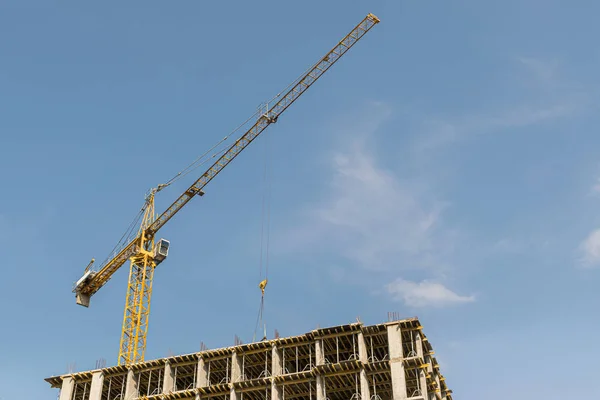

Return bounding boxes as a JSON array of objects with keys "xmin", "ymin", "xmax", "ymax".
[
  {"xmin": 386, "ymin": 278, "xmax": 475, "ymax": 308},
  {"xmin": 278, "ymin": 104, "xmax": 450, "ymax": 273},
  {"xmin": 592, "ymin": 182, "xmax": 600, "ymax": 196},
  {"xmin": 416, "ymin": 103, "xmax": 578, "ymax": 154},
  {"xmin": 518, "ymin": 57, "xmax": 558, "ymax": 84},
  {"xmin": 579, "ymin": 229, "xmax": 600, "ymax": 268},
  {"xmin": 590, "ymin": 177, "xmax": 600, "ymax": 196},
  {"xmin": 415, "ymin": 57, "xmax": 585, "ymax": 154},
  {"xmin": 276, "ymin": 102, "xmax": 469, "ymax": 307},
  {"xmin": 0, "ymin": 214, "xmax": 7, "ymax": 242},
  {"xmin": 312, "ymin": 142, "xmax": 445, "ymax": 271}
]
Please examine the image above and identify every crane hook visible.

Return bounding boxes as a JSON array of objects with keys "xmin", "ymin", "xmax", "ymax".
[{"xmin": 259, "ymin": 279, "xmax": 268, "ymax": 295}]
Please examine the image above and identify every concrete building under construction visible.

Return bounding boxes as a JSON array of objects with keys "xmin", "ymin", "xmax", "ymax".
[{"xmin": 45, "ymin": 317, "xmax": 453, "ymax": 400}]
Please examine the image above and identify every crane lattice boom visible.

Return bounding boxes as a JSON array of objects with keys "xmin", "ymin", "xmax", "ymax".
[{"xmin": 72, "ymin": 13, "xmax": 380, "ymax": 366}]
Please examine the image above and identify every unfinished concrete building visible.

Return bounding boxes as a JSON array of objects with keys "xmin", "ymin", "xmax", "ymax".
[{"xmin": 45, "ymin": 317, "xmax": 453, "ymax": 400}]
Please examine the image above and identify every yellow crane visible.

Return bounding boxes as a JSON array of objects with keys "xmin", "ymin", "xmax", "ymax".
[{"xmin": 72, "ymin": 13, "xmax": 380, "ymax": 366}]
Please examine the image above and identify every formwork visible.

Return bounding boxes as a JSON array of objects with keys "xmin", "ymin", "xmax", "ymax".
[{"xmin": 46, "ymin": 317, "xmax": 453, "ymax": 400}]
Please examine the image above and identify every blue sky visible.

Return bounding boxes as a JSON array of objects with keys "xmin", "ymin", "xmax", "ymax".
[{"xmin": 1, "ymin": 1, "xmax": 599, "ymax": 399}]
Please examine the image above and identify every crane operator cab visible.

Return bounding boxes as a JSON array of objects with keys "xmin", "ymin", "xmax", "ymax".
[{"xmin": 154, "ymin": 238, "xmax": 170, "ymax": 266}]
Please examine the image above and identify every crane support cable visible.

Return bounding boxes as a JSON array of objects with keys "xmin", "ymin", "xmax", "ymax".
[
  {"xmin": 73, "ymin": 13, "xmax": 380, "ymax": 301},
  {"xmin": 95, "ymin": 143, "xmax": 232, "ymax": 273},
  {"xmin": 95, "ymin": 205, "xmax": 146, "ymax": 273},
  {"xmin": 146, "ymin": 14, "xmax": 381, "ymax": 237},
  {"xmin": 158, "ymin": 107, "xmax": 266, "ymax": 191},
  {"xmin": 104, "ymin": 103, "xmax": 275, "ymax": 271}
]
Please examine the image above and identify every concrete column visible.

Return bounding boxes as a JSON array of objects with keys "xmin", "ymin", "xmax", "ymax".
[
  {"xmin": 272, "ymin": 381, "xmax": 283, "ymax": 400},
  {"xmin": 58, "ymin": 376, "xmax": 74, "ymax": 400},
  {"xmin": 125, "ymin": 369, "xmax": 138, "ymax": 400},
  {"xmin": 89, "ymin": 371, "xmax": 104, "ymax": 400},
  {"xmin": 272, "ymin": 345, "xmax": 283, "ymax": 400},
  {"xmin": 231, "ymin": 353, "xmax": 242, "ymax": 383},
  {"xmin": 389, "ymin": 362, "xmax": 407, "ymax": 400},
  {"xmin": 357, "ymin": 332, "xmax": 368, "ymax": 363},
  {"xmin": 315, "ymin": 338, "xmax": 325, "ymax": 365},
  {"xmin": 163, "ymin": 361, "xmax": 175, "ymax": 393},
  {"xmin": 415, "ymin": 333, "xmax": 424, "ymax": 359},
  {"xmin": 387, "ymin": 324, "xmax": 403, "ymax": 359},
  {"xmin": 316, "ymin": 375, "xmax": 326, "ymax": 400},
  {"xmin": 419, "ymin": 368, "xmax": 428, "ymax": 398},
  {"xmin": 359, "ymin": 369, "xmax": 370, "ymax": 400},
  {"xmin": 358, "ymin": 329, "xmax": 370, "ymax": 400},
  {"xmin": 425, "ymin": 356, "xmax": 433, "ymax": 375},
  {"xmin": 387, "ymin": 324, "xmax": 407, "ymax": 400},
  {"xmin": 272, "ymin": 346, "xmax": 283, "ymax": 376},
  {"xmin": 230, "ymin": 386, "xmax": 240, "ymax": 400},
  {"xmin": 196, "ymin": 357, "xmax": 209, "ymax": 388}
]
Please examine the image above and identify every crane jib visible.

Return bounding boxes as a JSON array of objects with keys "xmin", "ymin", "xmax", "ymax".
[
  {"xmin": 146, "ymin": 14, "xmax": 379, "ymax": 237},
  {"xmin": 74, "ymin": 13, "xmax": 379, "ymax": 315}
]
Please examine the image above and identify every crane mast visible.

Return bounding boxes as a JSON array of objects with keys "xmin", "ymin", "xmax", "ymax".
[{"xmin": 72, "ymin": 13, "xmax": 380, "ymax": 366}]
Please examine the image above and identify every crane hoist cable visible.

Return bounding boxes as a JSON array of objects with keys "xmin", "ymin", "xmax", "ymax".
[
  {"xmin": 259, "ymin": 126, "xmax": 273, "ymax": 279},
  {"xmin": 253, "ymin": 283, "xmax": 267, "ymax": 342},
  {"xmin": 254, "ymin": 128, "xmax": 273, "ymax": 341}
]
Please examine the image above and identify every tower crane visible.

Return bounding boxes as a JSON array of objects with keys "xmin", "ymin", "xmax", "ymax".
[{"xmin": 72, "ymin": 13, "xmax": 380, "ymax": 366}]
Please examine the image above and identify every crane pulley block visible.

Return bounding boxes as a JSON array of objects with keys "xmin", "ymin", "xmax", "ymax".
[{"xmin": 188, "ymin": 187, "xmax": 205, "ymax": 197}]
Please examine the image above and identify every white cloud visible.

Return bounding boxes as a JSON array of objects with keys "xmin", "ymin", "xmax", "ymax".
[
  {"xmin": 386, "ymin": 278, "xmax": 475, "ymax": 308},
  {"xmin": 579, "ymin": 229, "xmax": 600, "ymax": 267}
]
